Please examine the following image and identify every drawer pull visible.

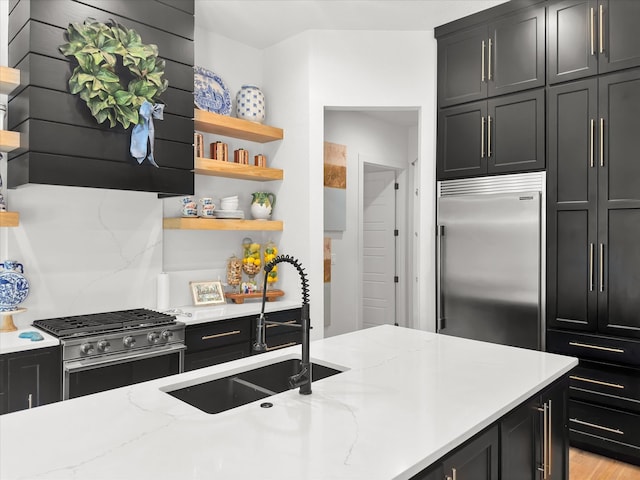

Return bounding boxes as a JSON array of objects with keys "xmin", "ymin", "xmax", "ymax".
[
  {"xmin": 202, "ymin": 330, "xmax": 241, "ymax": 340},
  {"xmin": 568, "ymin": 342, "xmax": 623, "ymax": 353},
  {"xmin": 569, "ymin": 375, "xmax": 624, "ymax": 389},
  {"xmin": 570, "ymin": 418, "xmax": 623, "ymax": 435},
  {"xmin": 266, "ymin": 320, "xmax": 297, "ymax": 329},
  {"xmin": 266, "ymin": 341, "xmax": 297, "ymax": 352}
]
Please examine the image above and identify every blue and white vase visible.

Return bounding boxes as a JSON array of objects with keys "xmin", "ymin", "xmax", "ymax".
[
  {"xmin": 0, "ymin": 260, "xmax": 30, "ymax": 312},
  {"xmin": 236, "ymin": 85, "xmax": 265, "ymax": 124}
]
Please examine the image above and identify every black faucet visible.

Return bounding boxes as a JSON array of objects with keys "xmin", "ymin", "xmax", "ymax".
[{"xmin": 253, "ymin": 255, "xmax": 312, "ymax": 395}]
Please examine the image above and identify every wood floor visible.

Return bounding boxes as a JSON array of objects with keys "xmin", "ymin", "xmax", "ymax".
[{"xmin": 570, "ymin": 448, "xmax": 640, "ymax": 480}]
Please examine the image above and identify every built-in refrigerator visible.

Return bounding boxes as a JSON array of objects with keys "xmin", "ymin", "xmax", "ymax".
[{"xmin": 436, "ymin": 172, "xmax": 545, "ymax": 350}]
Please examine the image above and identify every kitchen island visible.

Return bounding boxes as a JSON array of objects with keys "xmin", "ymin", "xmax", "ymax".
[{"xmin": 0, "ymin": 326, "xmax": 577, "ymax": 479}]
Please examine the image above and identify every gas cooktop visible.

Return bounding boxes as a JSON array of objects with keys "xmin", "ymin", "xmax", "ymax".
[{"xmin": 33, "ymin": 308, "xmax": 176, "ymax": 338}]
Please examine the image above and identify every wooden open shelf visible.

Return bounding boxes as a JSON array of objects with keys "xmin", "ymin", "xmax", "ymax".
[
  {"xmin": 0, "ymin": 130, "xmax": 21, "ymax": 152},
  {"xmin": 163, "ymin": 217, "xmax": 283, "ymax": 231},
  {"xmin": 194, "ymin": 109, "xmax": 283, "ymax": 143},
  {"xmin": 0, "ymin": 66, "xmax": 20, "ymax": 95},
  {"xmin": 0, "ymin": 212, "xmax": 19, "ymax": 227},
  {"xmin": 194, "ymin": 157, "xmax": 283, "ymax": 181}
]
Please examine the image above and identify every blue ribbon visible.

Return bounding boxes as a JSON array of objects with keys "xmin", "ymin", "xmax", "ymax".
[{"xmin": 130, "ymin": 101, "xmax": 164, "ymax": 168}]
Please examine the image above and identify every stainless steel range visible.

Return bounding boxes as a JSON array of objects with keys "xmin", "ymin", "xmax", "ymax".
[{"xmin": 33, "ymin": 309, "xmax": 185, "ymax": 400}]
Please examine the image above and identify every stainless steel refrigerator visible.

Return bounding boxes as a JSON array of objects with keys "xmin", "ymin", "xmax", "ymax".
[{"xmin": 436, "ymin": 172, "xmax": 545, "ymax": 350}]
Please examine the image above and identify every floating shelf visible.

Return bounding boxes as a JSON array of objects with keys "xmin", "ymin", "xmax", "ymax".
[
  {"xmin": 163, "ymin": 217, "xmax": 283, "ymax": 231},
  {"xmin": 194, "ymin": 109, "xmax": 283, "ymax": 143},
  {"xmin": 194, "ymin": 157, "xmax": 283, "ymax": 181},
  {"xmin": 0, "ymin": 66, "xmax": 20, "ymax": 95},
  {"xmin": 0, "ymin": 130, "xmax": 21, "ymax": 152},
  {"xmin": 0, "ymin": 212, "xmax": 19, "ymax": 227}
]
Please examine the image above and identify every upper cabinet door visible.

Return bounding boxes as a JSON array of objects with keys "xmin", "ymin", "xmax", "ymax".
[
  {"xmin": 487, "ymin": 6, "xmax": 546, "ymax": 97},
  {"xmin": 599, "ymin": 0, "xmax": 640, "ymax": 74},
  {"xmin": 438, "ymin": 25, "xmax": 488, "ymax": 108},
  {"xmin": 548, "ymin": 0, "xmax": 599, "ymax": 84}
]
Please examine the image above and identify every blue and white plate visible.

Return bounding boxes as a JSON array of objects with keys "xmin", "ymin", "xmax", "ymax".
[
  {"xmin": 0, "ymin": 271, "xmax": 30, "ymax": 312},
  {"xmin": 194, "ymin": 66, "xmax": 232, "ymax": 115}
]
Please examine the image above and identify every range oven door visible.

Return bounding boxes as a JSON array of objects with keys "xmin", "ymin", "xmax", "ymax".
[{"xmin": 63, "ymin": 344, "xmax": 185, "ymax": 400}]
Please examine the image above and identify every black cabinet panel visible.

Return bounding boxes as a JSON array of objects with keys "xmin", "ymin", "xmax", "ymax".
[
  {"xmin": 0, "ymin": 357, "xmax": 6, "ymax": 415},
  {"xmin": 599, "ymin": 0, "xmax": 640, "ymax": 75},
  {"xmin": 184, "ymin": 344, "xmax": 250, "ymax": 372},
  {"xmin": 441, "ymin": 426, "xmax": 499, "ymax": 480},
  {"xmin": 437, "ymin": 25, "xmax": 487, "ymax": 108},
  {"xmin": 488, "ymin": 6, "xmax": 545, "ymax": 97},
  {"xmin": 487, "ymin": 89, "xmax": 544, "ymax": 174},
  {"xmin": 547, "ymin": 329, "xmax": 640, "ymax": 368},
  {"xmin": 185, "ymin": 317, "xmax": 252, "ymax": 353},
  {"xmin": 548, "ymin": 0, "xmax": 598, "ymax": 84},
  {"xmin": 500, "ymin": 398, "xmax": 540, "ymax": 480}
]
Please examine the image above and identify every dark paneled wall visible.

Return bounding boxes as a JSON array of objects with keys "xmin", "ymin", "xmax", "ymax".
[{"xmin": 7, "ymin": 0, "xmax": 195, "ymax": 194}]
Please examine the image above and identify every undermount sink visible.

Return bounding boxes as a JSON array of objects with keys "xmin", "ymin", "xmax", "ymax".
[{"xmin": 164, "ymin": 358, "xmax": 345, "ymax": 414}]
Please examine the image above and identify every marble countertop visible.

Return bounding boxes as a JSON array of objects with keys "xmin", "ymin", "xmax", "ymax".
[
  {"xmin": 169, "ymin": 299, "xmax": 301, "ymax": 326},
  {"xmin": 0, "ymin": 327, "xmax": 59, "ymax": 355},
  {"xmin": 0, "ymin": 326, "xmax": 577, "ymax": 480}
]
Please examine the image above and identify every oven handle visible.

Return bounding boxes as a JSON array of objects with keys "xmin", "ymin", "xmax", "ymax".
[{"xmin": 64, "ymin": 344, "xmax": 186, "ymax": 373}]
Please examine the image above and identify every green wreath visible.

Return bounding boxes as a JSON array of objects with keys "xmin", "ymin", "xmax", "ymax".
[{"xmin": 59, "ymin": 18, "xmax": 168, "ymax": 129}]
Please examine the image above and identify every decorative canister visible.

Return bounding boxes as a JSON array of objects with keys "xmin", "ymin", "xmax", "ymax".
[
  {"xmin": 234, "ymin": 148, "xmax": 249, "ymax": 165},
  {"xmin": 194, "ymin": 133, "xmax": 204, "ymax": 158},
  {"xmin": 254, "ymin": 154, "xmax": 266, "ymax": 167},
  {"xmin": 263, "ymin": 241, "xmax": 279, "ymax": 288},
  {"xmin": 0, "ymin": 260, "xmax": 30, "ymax": 312},
  {"xmin": 236, "ymin": 85, "xmax": 265, "ymax": 123},
  {"xmin": 210, "ymin": 141, "xmax": 228, "ymax": 161}
]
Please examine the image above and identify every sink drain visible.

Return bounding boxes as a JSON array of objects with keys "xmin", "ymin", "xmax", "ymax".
[{"xmin": 260, "ymin": 402, "xmax": 273, "ymax": 408}]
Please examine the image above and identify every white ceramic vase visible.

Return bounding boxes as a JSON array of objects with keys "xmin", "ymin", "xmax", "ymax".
[{"xmin": 236, "ymin": 85, "xmax": 265, "ymax": 123}]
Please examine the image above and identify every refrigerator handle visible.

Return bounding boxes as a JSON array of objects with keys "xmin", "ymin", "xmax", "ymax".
[{"xmin": 437, "ymin": 225, "xmax": 445, "ymax": 330}]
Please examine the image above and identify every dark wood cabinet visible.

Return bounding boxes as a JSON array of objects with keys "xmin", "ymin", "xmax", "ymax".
[
  {"xmin": 548, "ymin": 0, "xmax": 640, "ymax": 84},
  {"xmin": 0, "ymin": 346, "xmax": 61, "ymax": 415},
  {"xmin": 441, "ymin": 425, "xmax": 499, "ymax": 480},
  {"xmin": 437, "ymin": 5, "xmax": 545, "ymax": 108},
  {"xmin": 548, "ymin": 69, "xmax": 640, "ymax": 338},
  {"xmin": 437, "ymin": 89, "xmax": 544, "ymax": 180},
  {"xmin": 501, "ymin": 377, "xmax": 569, "ymax": 480}
]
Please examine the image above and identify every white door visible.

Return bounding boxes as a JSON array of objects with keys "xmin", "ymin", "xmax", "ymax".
[{"xmin": 362, "ymin": 168, "xmax": 397, "ymax": 329}]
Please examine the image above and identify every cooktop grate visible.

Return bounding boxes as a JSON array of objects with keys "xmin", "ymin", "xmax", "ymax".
[{"xmin": 33, "ymin": 308, "xmax": 176, "ymax": 338}]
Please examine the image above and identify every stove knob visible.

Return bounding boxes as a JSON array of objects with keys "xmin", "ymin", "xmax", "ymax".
[
  {"xmin": 147, "ymin": 331, "xmax": 160, "ymax": 343},
  {"xmin": 97, "ymin": 340, "xmax": 111, "ymax": 352},
  {"xmin": 80, "ymin": 343, "xmax": 95, "ymax": 355},
  {"xmin": 161, "ymin": 330, "xmax": 174, "ymax": 341},
  {"xmin": 123, "ymin": 336, "xmax": 136, "ymax": 348}
]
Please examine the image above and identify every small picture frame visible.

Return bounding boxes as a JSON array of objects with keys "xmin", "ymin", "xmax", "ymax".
[{"xmin": 190, "ymin": 280, "xmax": 226, "ymax": 306}]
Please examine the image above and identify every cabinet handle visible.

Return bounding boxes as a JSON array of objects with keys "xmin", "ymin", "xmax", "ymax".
[
  {"xmin": 589, "ymin": 243, "xmax": 594, "ymax": 291},
  {"xmin": 266, "ymin": 341, "xmax": 297, "ymax": 352},
  {"xmin": 569, "ymin": 341, "xmax": 623, "ymax": 353},
  {"xmin": 537, "ymin": 403, "xmax": 549, "ymax": 479},
  {"xmin": 28, "ymin": 393, "xmax": 33, "ymax": 409},
  {"xmin": 548, "ymin": 400, "xmax": 552, "ymax": 477},
  {"xmin": 599, "ymin": 4, "xmax": 604, "ymax": 54},
  {"xmin": 589, "ymin": 119, "xmax": 595, "ymax": 168},
  {"xmin": 487, "ymin": 115, "xmax": 492, "ymax": 157},
  {"xmin": 590, "ymin": 7, "xmax": 595, "ymax": 55},
  {"xmin": 600, "ymin": 118, "xmax": 604, "ymax": 167},
  {"xmin": 481, "ymin": 40, "xmax": 486, "ymax": 82},
  {"xmin": 599, "ymin": 243, "xmax": 604, "ymax": 292},
  {"xmin": 481, "ymin": 116, "xmax": 485, "ymax": 158},
  {"xmin": 570, "ymin": 375, "xmax": 625, "ymax": 389},
  {"xmin": 488, "ymin": 38, "xmax": 492, "ymax": 81},
  {"xmin": 202, "ymin": 330, "xmax": 241, "ymax": 340},
  {"xmin": 570, "ymin": 417, "xmax": 623, "ymax": 435}
]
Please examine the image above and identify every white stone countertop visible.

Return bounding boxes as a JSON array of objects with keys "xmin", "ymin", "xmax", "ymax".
[
  {"xmin": 0, "ymin": 326, "xmax": 59, "ymax": 355},
  {"xmin": 0, "ymin": 326, "xmax": 577, "ymax": 480},
  {"xmin": 169, "ymin": 299, "xmax": 301, "ymax": 326}
]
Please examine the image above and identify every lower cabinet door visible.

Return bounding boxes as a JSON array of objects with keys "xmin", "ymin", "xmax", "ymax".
[
  {"xmin": 501, "ymin": 398, "xmax": 540, "ymax": 480},
  {"xmin": 441, "ymin": 425, "xmax": 499, "ymax": 480},
  {"xmin": 7, "ymin": 347, "xmax": 61, "ymax": 413},
  {"xmin": 184, "ymin": 343, "xmax": 250, "ymax": 371}
]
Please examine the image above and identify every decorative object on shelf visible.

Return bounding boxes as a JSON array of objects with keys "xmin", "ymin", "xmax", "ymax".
[
  {"xmin": 210, "ymin": 141, "xmax": 228, "ymax": 161},
  {"xmin": 234, "ymin": 148, "xmax": 249, "ymax": 165},
  {"xmin": 0, "ymin": 260, "xmax": 30, "ymax": 312},
  {"xmin": 194, "ymin": 133, "xmax": 204, "ymax": 158},
  {"xmin": 236, "ymin": 85, "xmax": 265, "ymax": 123},
  {"xmin": 194, "ymin": 66, "xmax": 231, "ymax": 115},
  {"xmin": 254, "ymin": 154, "xmax": 266, "ymax": 167},
  {"xmin": 198, "ymin": 197, "xmax": 216, "ymax": 218},
  {"xmin": 225, "ymin": 289, "xmax": 284, "ymax": 304},
  {"xmin": 189, "ymin": 280, "xmax": 226, "ymax": 306},
  {"xmin": 242, "ymin": 237, "xmax": 261, "ymax": 291},
  {"xmin": 59, "ymin": 19, "xmax": 168, "ymax": 166},
  {"xmin": 226, "ymin": 254, "xmax": 242, "ymax": 291},
  {"xmin": 0, "ymin": 173, "xmax": 6, "ymax": 211},
  {"xmin": 250, "ymin": 192, "xmax": 276, "ymax": 220},
  {"xmin": 180, "ymin": 196, "xmax": 197, "ymax": 217},
  {"xmin": 263, "ymin": 241, "xmax": 279, "ymax": 288},
  {"xmin": 220, "ymin": 195, "xmax": 239, "ymax": 211}
]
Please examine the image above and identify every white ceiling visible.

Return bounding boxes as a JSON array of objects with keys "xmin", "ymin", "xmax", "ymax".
[{"xmin": 195, "ymin": 0, "xmax": 509, "ymax": 49}]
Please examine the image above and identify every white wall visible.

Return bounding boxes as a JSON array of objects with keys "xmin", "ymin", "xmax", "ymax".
[{"xmin": 323, "ymin": 110, "xmax": 414, "ymax": 337}]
